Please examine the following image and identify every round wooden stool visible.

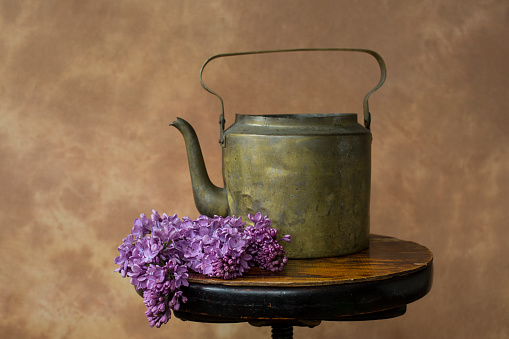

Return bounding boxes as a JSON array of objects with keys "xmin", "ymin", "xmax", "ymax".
[{"xmin": 174, "ymin": 234, "xmax": 433, "ymax": 338}]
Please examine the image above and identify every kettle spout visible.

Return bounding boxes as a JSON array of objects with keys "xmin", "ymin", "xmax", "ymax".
[{"xmin": 170, "ymin": 117, "xmax": 228, "ymax": 217}]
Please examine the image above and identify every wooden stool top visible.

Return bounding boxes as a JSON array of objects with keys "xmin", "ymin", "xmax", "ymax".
[
  {"xmin": 187, "ymin": 234, "xmax": 433, "ymax": 287},
  {"xmin": 175, "ymin": 234, "xmax": 434, "ymax": 326}
]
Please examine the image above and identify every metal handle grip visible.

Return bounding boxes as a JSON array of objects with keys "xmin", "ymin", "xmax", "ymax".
[{"xmin": 199, "ymin": 48, "xmax": 387, "ymax": 145}]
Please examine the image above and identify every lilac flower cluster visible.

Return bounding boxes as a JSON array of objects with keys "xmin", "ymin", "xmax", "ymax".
[
  {"xmin": 114, "ymin": 211, "xmax": 290, "ymax": 328},
  {"xmin": 245, "ymin": 213, "xmax": 290, "ymax": 272}
]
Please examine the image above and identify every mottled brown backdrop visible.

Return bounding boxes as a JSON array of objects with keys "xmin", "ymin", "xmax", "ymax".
[{"xmin": 1, "ymin": 1, "xmax": 508, "ymax": 338}]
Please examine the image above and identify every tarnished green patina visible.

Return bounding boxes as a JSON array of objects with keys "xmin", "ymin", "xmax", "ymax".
[{"xmin": 171, "ymin": 49, "xmax": 386, "ymax": 258}]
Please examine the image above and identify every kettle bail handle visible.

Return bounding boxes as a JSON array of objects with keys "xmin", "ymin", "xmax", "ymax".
[{"xmin": 199, "ymin": 48, "xmax": 387, "ymax": 145}]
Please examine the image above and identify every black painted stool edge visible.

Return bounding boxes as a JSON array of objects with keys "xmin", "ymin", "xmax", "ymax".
[{"xmin": 173, "ymin": 262, "xmax": 432, "ymax": 324}]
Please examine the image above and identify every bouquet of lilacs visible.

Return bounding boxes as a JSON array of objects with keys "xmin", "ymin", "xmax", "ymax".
[{"xmin": 114, "ymin": 210, "xmax": 290, "ymax": 328}]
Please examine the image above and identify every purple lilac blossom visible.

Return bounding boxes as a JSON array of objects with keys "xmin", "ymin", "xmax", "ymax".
[
  {"xmin": 245, "ymin": 212, "xmax": 291, "ymax": 272},
  {"xmin": 114, "ymin": 210, "xmax": 290, "ymax": 328}
]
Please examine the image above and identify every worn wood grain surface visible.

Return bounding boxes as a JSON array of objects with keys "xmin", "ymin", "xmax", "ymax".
[{"xmin": 187, "ymin": 234, "xmax": 433, "ymax": 287}]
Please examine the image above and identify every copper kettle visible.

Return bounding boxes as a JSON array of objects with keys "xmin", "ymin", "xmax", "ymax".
[{"xmin": 171, "ymin": 48, "xmax": 386, "ymax": 258}]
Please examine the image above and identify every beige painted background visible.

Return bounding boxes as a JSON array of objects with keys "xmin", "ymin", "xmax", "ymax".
[{"xmin": 1, "ymin": 1, "xmax": 508, "ymax": 338}]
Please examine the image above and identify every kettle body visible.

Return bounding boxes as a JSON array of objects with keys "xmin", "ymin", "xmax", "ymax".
[{"xmin": 223, "ymin": 113, "xmax": 371, "ymax": 258}]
